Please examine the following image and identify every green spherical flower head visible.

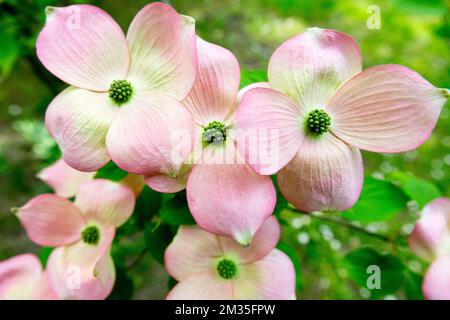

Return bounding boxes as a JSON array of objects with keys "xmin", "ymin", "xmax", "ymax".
[
  {"xmin": 203, "ymin": 121, "xmax": 226, "ymax": 145},
  {"xmin": 217, "ymin": 259, "xmax": 237, "ymax": 279},
  {"xmin": 109, "ymin": 80, "xmax": 133, "ymax": 105},
  {"xmin": 81, "ymin": 225, "xmax": 100, "ymax": 245},
  {"xmin": 306, "ymin": 109, "xmax": 331, "ymax": 135}
]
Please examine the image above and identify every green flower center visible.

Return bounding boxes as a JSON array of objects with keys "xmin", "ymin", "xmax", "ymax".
[
  {"xmin": 109, "ymin": 80, "xmax": 133, "ymax": 105},
  {"xmin": 217, "ymin": 258, "xmax": 237, "ymax": 279},
  {"xmin": 203, "ymin": 121, "xmax": 226, "ymax": 145},
  {"xmin": 306, "ymin": 109, "xmax": 331, "ymax": 135},
  {"xmin": 81, "ymin": 226, "xmax": 100, "ymax": 245}
]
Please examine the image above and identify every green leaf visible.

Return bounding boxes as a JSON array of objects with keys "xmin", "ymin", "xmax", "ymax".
[
  {"xmin": 341, "ymin": 177, "xmax": 408, "ymax": 222},
  {"xmin": 107, "ymin": 267, "xmax": 134, "ymax": 300},
  {"xmin": 240, "ymin": 69, "xmax": 267, "ymax": 88},
  {"xmin": 0, "ymin": 28, "xmax": 20, "ymax": 79},
  {"xmin": 404, "ymin": 270, "xmax": 423, "ymax": 300},
  {"xmin": 392, "ymin": 0, "xmax": 447, "ymax": 15},
  {"xmin": 389, "ymin": 172, "xmax": 442, "ymax": 208},
  {"xmin": 39, "ymin": 247, "xmax": 53, "ymax": 267},
  {"xmin": 159, "ymin": 192, "xmax": 196, "ymax": 226},
  {"xmin": 276, "ymin": 242, "xmax": 302, "ymax": 291},
  {"xmin": 94, "ymin": 161, "xmax": 128, "ymax": 181},
  {"xmin": 134, "ymin": 186, "xmax": 163, "ymax": 227},
  {"xmin": 343, "ymin": 247, "xmax": 405, "ymax": 299},
  {"xmin": 144, "ymin": 222, "xmax": 175, "ymax": 264},
  {"xmin": 168, "ymin": 276, "xmax": 178, "ymax": 291}
]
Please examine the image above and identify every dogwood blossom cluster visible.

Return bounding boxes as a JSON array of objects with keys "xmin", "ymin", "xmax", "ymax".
[{"xmin": 1, "ymin": 2, "xmax": 448, "ymax": 300}]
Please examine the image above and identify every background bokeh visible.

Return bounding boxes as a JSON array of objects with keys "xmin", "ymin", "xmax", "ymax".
[{"xmin": 0, "ymin": 0, "xmax": 449, "ymax": 299}]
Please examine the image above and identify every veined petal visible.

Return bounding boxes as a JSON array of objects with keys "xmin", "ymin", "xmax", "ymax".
[
  {"xmin": 268, "ymin": 28, "xmax": 362, "ymax": 108},
  {"xmin": 235, "ymin": 82, "xmax": 270, "ymax": 105},
  {"xmin": 165, "ymin": 225, "xmax": 223, "ymax": 281},
  {"xmin": 422, "ymin": 255, "xmax": 450, "ymax": 300},
  {"xmin": 16, "ymin": 194, "xmax": 85, "ymax": 247},
  {"xmin": 182, "ymin": 37, "xmax": 240, "ymax": 124},
  {"xmin": 0, "ymin": 254, "xmax": 43, "ymax": 300},
  {"xmin": 235, "ymin": 88, "xmax": 304, "ymax": 175},
  {"xmin": 36, "ymin": 5, "xmax": 129, "ymax": 91},
  {"xmin": 277, "ymin": 134, "xmax": 363, "ymax": 212},
  {"xmin": 74, "ymin": 179, "xmax": 135, "ymax": 228},
  {"xmin": 328, "ymin": 65, "xmax": 448, "ymax": 153},
  {"xmin": 126, "ymin": 3, "xmax": 197, "ymax": 100},
  {"xmin": 46, "ymin": 224, "xmax": 115, "ymax": 300},
  {"xmin": 106, "ymin": 93, "xmax": 194, "ymax": 176},
  {"xmin": 37, "ymin": 158, "xmax": 96, "ymax": 198},
  {"xmin": 45, "ymin": 87, "xmax": 118, "ymax": 172},
  {"xmin": 219, "ymin": 216, "xmax": 281, "ymax": 264},
  {"xmin": 234, "ymin": 249, "xmax": 296, "ymax": 300},
  {"xmin": 408, "ymin": 198, "xmax": 450, "ymax": 262},
  {"xmin": 166, "ymin": 271, "xmax": 233, "ymax": 300},
  {"xmin": 186, "ymin": 143, "xmax": 276, "ymax": 246},
  {"xmin": 145, "ymin": 164, "xmax": 192, "ymax": 193}
]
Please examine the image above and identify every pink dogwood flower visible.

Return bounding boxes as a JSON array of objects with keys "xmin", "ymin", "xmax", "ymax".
[
  {"xmin": 16, "ymin": 179, "xmax": 135, "ymax": 299},
  {"xmin": 37, "ymin": 3, "xmax": 197, "ymax": 174},
  {"xmin": 236, "ymin": 28, "xmax": 449, "ymax": 212},
  {"xmin": 38, "ymin": 158, "xmax": 145, "ymax": 198},
  {"xmin": 38, "ymin": 158, "xmax": 96, "ymax": 198},
  {"xmin": 408, "ymin": 198, "xmax": 450, "ymax": 300},
  {"xmin": 165, "ymin": 216, "xmax": 296, "ymax": 299},
  {"xmin": 146, "ymin": 38, "xmax": 276, "ymax": 246},
  {"xmin": 0, "ymin": 254, "xmax": 58, "ymax": 300}
]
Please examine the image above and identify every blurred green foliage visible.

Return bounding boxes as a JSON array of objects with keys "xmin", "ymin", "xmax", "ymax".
[{"xmin": 0, "ymin": 0, "xmax": 449, "ymax": 300}]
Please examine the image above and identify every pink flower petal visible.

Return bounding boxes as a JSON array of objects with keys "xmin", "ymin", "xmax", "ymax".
[
  {"xmin": 268, "ymin": 28, "xmax": 362, "ymax": 108},
  {"xmin": 45, "ymin": 87, "xmax": 118, "ymax": 172},
  {"xmin": 186, "ymin": 143, "xmax": 276, "ymax": 246},
  {"xmin": 16, "ymin": 194, "xmax": 85, "ymax": 247},
  {"xmin": 74, "ymin": 179, "xmax": 135, "ymax": 228},
  {"xmin": 235, "ymin": 82, "xmax": 270, "ymax": 105},
  {"xmin": 0, "ymin": 254, "xmax": 43, "ymax": 299},
  {"xmin": 408, "ymin": 198, "xmax": 450, "ymax": 262},
  {"xmin": 327, "ymin": 65, "xmax": 448, "ymax": 153},
  {"xmin": 126, "ymin": 3, "xmax": 197, "ymax": 100},
  {"xmin": 37, "ymin": 158, "xmax": 96, "ymax": 198},
  {"xmin": 277, "ymin": 134, "xmax": 363, "ymax": 212},
  {"xmin": 145, "ymin": 164, "xmax": 192, "ymax": 193},
  {"xmin": 106, "ymin": 92, "xmax": 194, "ymax": 176},
  {"xmin": 422, "ymin": 255, "xmax": 450, "ymax": 300},
  {"xmin": 219, "ymin": 216, "xmax": 281, "ymax": 264},
  {"xmin": 166, "ymin": 270, "xmax": 233, "ymax": 300},
  {"xmin": 46, "ymin": 224, "xmax": 115, "ymax": 300},
  {"xmin": 234, "ymin": 249, "xmax": 296, "ymax": 300},
  {"xmin": 235, "ymin": 87, "xmax": 305, "ymax": 175},
  {"xmin": 165, "ymin": 225, "xmax": 223, "ymax": 281},
  {"xmin": 182, "ymin": 37, "xmax": 240, "ymax": 124},
  {"xmin": 36, "ymin": 5, "xmax": 129, "ymax": 91}
]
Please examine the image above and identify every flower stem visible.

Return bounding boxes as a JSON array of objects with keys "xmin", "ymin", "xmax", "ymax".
[{"xmin": 287, "ymin": 208, "xmax": 407, "ymax": 245}]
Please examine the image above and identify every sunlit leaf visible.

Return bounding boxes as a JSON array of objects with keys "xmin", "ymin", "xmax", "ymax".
[
  {"xmin": 341, "ymin": 177, "xmax": 408, "ymax": 222},
  {"xmin": 0, "ymin": 29, "xmax": 20, "ymax": 79},
  {"xmin": 404, "ymin": 270, "xmax": 423, "ymax": 300},
  {"xmin": 388, "ymin": 172, "xmax": 442, "ymax": 208},
  {"xmin": 95, "ymin": 161, "xmax": 128, "ymax": 181},
  {"xmin": 343, "ymin": 247, "xmax": 405, "ymax": 299},
  {"xmin": 240, "ymin": 69, "xmax": 267, "ymax": 88},
  {"xmin": 38, "ymin": 246, "xmax": 53, "ymax": 267}
]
